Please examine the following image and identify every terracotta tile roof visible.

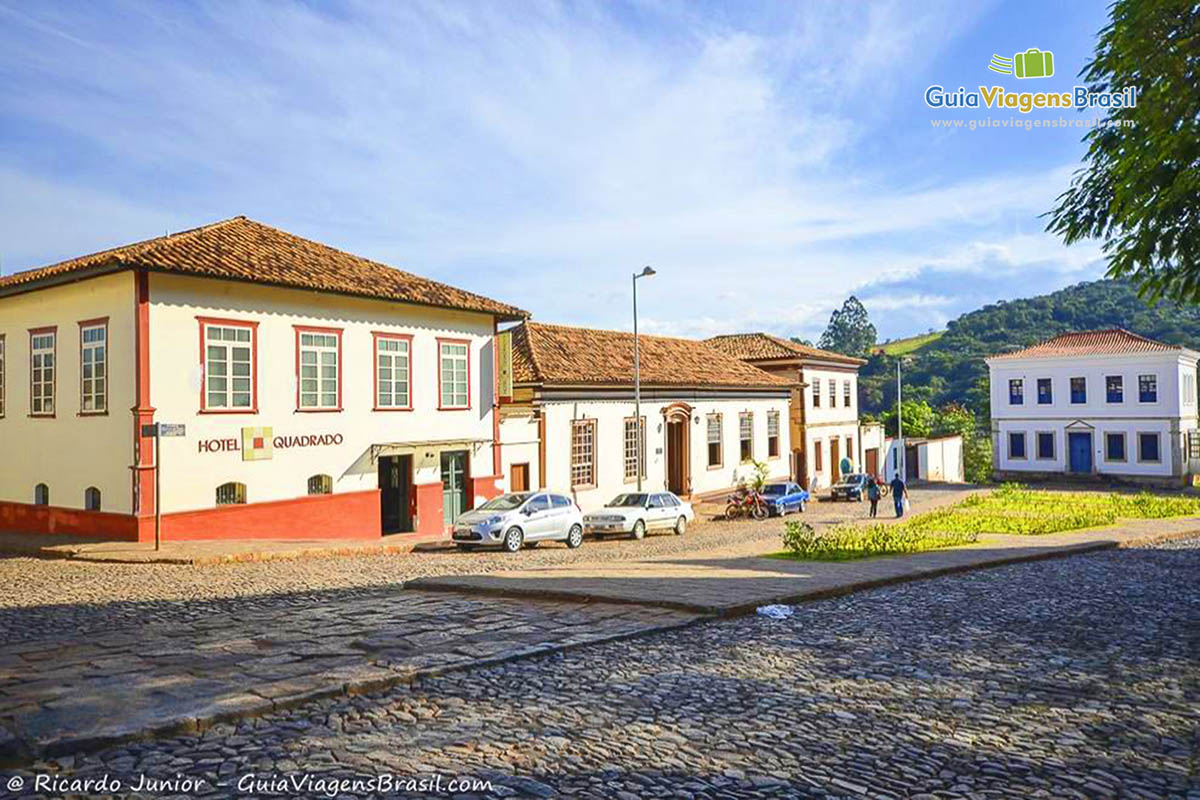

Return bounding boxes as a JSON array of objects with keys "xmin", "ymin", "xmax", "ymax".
[
  {"xmin": 705, "ymin": 332, "xmax": 867, "ymax": 366},
  {"xmin": 511, "ymin": 322, "xmax": 792, "ymax": 389},
  {"xmin": 0, "ymin": 216, "xmax": 526, "ymax": 320},
  {"xmin": 989, "ymin": 328, "xmax": 1193, "ymax": 360}
]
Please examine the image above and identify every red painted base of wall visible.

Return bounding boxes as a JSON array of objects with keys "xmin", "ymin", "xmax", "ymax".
[
  {"xmin": 159, "ymin": 489, "xmax": 381, "ymax": 541},
  {"xmin": 415, "ymin": 482, "xmax": 444, "ymax": 538},
  {"xmin": 0, "ymin": 491, "xmax": 381, "ymax": 543},
  {"xmin": 0, "ymin": 501, "xmax": 139, "ymax": 540}
]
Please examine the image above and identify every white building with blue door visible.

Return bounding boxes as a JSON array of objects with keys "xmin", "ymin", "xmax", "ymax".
[{"xmin": 987, "ymin": 329, "xmax": 1200, "ymax": 485}]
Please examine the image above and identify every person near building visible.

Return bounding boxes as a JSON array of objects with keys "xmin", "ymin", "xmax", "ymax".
[
  {"xmin": 889, "ymin": 473, "xmax": 908, "ymax": 518},
  {"xmin": 866, "ymin": 479, "xmax": 881, "ymax": 518}
]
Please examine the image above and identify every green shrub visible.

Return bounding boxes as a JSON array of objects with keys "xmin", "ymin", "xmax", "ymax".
[{"xmin": 780, "ymin": 518, "xmax": 978, "ymax": 561}]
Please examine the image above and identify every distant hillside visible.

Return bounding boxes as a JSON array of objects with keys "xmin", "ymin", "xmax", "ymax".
[
  {"xmin": 874, "ymin": 330, "xmax": 944, "ymax": 356},
  {"xmin": 860, "ymin": 279, "xmax": 1200, "ymax": 421}
]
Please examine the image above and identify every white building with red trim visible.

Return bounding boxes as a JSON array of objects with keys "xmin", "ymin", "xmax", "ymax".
[{"xmin": 0, "ymin": 217, "xmax": 525, "ymax": 541}]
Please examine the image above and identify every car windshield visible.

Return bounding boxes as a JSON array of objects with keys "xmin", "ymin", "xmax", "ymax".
[
  {"xmin": 609, "ymin": 494, "xmax": 648, "ymax": 507},
  {"xmin": 478, "ymin": 493, "xmax": 531, "ymax": 511},
  {"xmin": 762, "ymin": 484, "xmax": 789, "ymax": 496}
]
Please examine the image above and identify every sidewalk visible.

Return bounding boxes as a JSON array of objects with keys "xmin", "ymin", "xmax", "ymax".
[
  {"xmin": 408, "ymin": 516, "xmax": 1200, "ymax": 615},
  {"xmin": 0, "ymin": 531, "xmax": 446, "ymax": 565}
]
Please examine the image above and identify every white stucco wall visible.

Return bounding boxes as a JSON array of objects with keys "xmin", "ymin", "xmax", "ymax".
[
  {"xmin": 0, "ymin": 272, "xmax": 136, "ymax": 512},
  {"xmin": 147, "ymin": 274, "xmax": 501, "ymax": 513},
  {"xmin": 534, "ymin": 395, "xmax": 790, "ymax": 511},
  {"xmin": 498, "ymin": 412, "xmax": 540, "ymax": 492},
  {"xmin": 988, "ymin": 351, "xmax": 1198, "ymax": 478}
]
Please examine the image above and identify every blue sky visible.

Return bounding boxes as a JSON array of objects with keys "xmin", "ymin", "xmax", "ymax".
[{"xmin": 0, "ymin": 0, "xmax": 1112, "ymax": 342}]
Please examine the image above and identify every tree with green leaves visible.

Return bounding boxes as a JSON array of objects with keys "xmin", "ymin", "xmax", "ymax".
[
  {"xmin": 818, "ymin": 296, "xmax": 877, "ymax": 357},
  {"xmin": 882, "ymin": 399, "xmax": 935, "ymax": 439},
  {"xmin": 1047, "ymin": 0, "xmax": 1200, "ymax": 303}
]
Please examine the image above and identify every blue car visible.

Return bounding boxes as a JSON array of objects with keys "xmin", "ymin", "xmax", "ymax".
[{"xmin": 761, "ymin": 482, "xmax": 809, "ymax": 516}]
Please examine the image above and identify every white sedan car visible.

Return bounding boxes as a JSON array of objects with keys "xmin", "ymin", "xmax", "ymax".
[{"xmin": 583, "ymin": 491, "xmax": 694, "ymax": 540}]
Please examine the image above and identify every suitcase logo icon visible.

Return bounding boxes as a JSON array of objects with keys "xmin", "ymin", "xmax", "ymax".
[{"xmin": 988, "ymin": 48, "xmax": 1054, "ymax": 79}]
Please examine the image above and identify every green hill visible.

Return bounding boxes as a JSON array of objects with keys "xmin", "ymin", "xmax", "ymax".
[
  {"xmin": 860, "ymin": 279, "xmax": 1200, "ymax": 421},
  {"xmin": 875, "ymin": 331, "xmax": 944, "ymax": 356}
]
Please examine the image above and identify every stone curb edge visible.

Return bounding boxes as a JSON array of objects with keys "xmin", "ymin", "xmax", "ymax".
[
  {"xmin": 0, "ymin": 614, "xmax": 706, "ymax": 768},
  {"xmin": 405, "ymin": 528, "xmax": 1200, "ymax": 618}
]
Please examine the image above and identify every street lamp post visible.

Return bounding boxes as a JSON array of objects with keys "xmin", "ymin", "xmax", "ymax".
[{"xmin": 633, "ymin": 266, "xmax": 656, "ymax": 491}]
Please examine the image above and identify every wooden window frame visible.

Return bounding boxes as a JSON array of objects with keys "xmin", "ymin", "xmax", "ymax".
[
  {"xmin": 706, "ymin": 413, "xmax": 723, "ymax": 469},
  {"xmin": 1104, "ymin": 432, "xmax": 1127, "ymax": 463},
  {"xmin": 28, "ymin": 326, "xmax": 57, "ymax": 418},
  {"xmin": 198, "ymin": 317, "xmax": 259, "ymax": 414},
  {"xmin": 739, "ymin": 411, "xmax": 754, "ymax": 463},
  {"xmin": 372, "ymin": 332, "xmax": 414, "ymax": 411},
  {"xmin": 814, "ymin": 439, "xmax": 823, "ymax": 471},
  {"xmin": 1035, "ymin": 431, "xmax": 1056, "ymax": 461},
  {"xmin": 623, "ymin": 415, "xmax": 646, "ymax": 483},
  {"xmin": 1137, "ymin": 431, "xmax": 1161, "ymax": 463},
  {"xmin": 569, "ymin": 418, "xmax": 597, "ymax": 489},
  {"xmin": 78, "ymin": 317, "xmax": 109, "ymax": 416},
  {"xmin": 843, "ymin": 380, "xmax": 851, "ymax": 408},
  {"xmin": 827, "ymin": 381, "xmax": 836, "ymax": 408},
  {"xmin": 1008, "ymin": 431, "xmax": 1027, "ymax": 460},
  {"xmin": 812, "ymin": 378, "xmax": 821, "ymax": 408},
  {"xmin": 437, "ymin": 338, "xmax": 472, "ymax": 411},
  {"xmin": 294, "ymin": 325, "xmax": 343, "ymax": 412},
  {"xmin": 767, "ymin": 410, "xmax": 780, "ymax": 459}
]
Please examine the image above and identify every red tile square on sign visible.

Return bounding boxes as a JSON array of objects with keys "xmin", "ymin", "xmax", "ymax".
[{"xmin": 253, "ymin": 437, "xmax": 264, "ymax": 449}]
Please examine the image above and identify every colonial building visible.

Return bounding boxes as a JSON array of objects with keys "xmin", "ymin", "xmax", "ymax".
[
  {"xmin": 498, "ymin": 322, "xmax": 792, "ymax": 509},
  {"xmin": 987, "ymin": 329, "xmax": 1200, "ymax": 484},
  {"xmin": 706, "ymin": 333, "xmax": 866, "ymax": 490},
  {"xmin": 0, "ymin": 217, "xmax": 525, "ymax": 541}
]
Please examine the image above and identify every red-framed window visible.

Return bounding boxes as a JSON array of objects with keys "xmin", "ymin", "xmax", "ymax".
[
  {"xmin": 294, "ymin": 325, "xmax": 343, "ymax": 412},
  {"xmin": 29, "ymin": 326, "xmax": 57, "ymax": 417},
  {"xmin": 437, "ymin": 338, "xmax": 471, "ymax": 410},
  {"xmin": 78, "ymin": 317, "xmax": 109, "ymax": 415},
  {"xmin": 198, "ymin": 317, "xmax": 259, "ymax": 413},
  {"xmin": 373, "ymin": 332, "xmax": 413, "ymax": 411}
]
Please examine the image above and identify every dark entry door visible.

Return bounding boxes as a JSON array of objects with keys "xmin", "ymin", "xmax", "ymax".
[
  {"xmin": 794, "ymin": 449, "xmax": 807, "ymax": 488},
  {"xmin": 865, "ymin": 448, "xmax": 879, "ymax": 478},
  {"xmin": 1068, "ymin": 432, "xmax": 1093, "ymax": 473},
  {"xmin": 441, "ymin": 450, "xmax": 469, "ymax": 524},
  {"xmin": 378, "ymin": 454, "xmax": 413, "ymax": 533},
  {"xmin": 510, "ymin": 463, "xmax": 530, "ymax": 492},
  {"xmin": 905, "ymin": 446, "xmax": 919, "ymax": 481},
  {"xmin": 666, "ymin": 421, "xmax": 687, "ymax": 495}
]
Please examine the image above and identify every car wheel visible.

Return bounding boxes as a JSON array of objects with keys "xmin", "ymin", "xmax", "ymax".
[
  {"xmin": 674, "ymin": 516, "xmax": 687, "ymax": 535},
  {"xmin": 503, "ymin": 527, "xmax": 524, "ymax": 553},
  {"xmin": 632, "ymin": 520, "xmax": 646, "ymax": 540},
  {"xmin": 566, "ymin": 524, "xmax": 583, "ymax": 549},
  {"xmin": 798, "ymin": 500, "xmax": 806, "ymax": 513}
]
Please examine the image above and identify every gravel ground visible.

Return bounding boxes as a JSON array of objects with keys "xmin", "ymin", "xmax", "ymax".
[
  {"xmin": 9, "ymin": 536, "xmax": 1197, "ymax": 799},
  {"xmin": 0, "ymin": 488, "xmax": 967, "ymax": 642}
]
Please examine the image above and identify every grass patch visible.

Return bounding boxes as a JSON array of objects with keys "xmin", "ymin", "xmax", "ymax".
[
  {"xmin": 776, "ymin": 484, "xmax": 1200, "ymax": 561},
  {"xmin": 875, "ymin": 330, "xmax": 944, "ymax": 356}
]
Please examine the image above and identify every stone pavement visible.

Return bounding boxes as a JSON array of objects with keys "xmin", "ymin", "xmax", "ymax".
[
  {"xmin": 409, "ymin": 516, "xmax": 1200, "ymax": 615},
  {"xmin": 0, "ymin": 590, "xmax": 698, "ymax": 765}
]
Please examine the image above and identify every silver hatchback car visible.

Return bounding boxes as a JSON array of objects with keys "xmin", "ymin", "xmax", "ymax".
[{"xmin": 451, "ymin": 491, "xmax": 584, "ymax": 552}]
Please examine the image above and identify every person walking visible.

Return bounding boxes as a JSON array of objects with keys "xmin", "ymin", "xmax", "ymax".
[
  {"xmin": 866, "ymin": 479, "xmax": 881, "ymax": 518},
  {"xmin": 889, "ymin": 473, "xmax": 908, "ymax": 518}
]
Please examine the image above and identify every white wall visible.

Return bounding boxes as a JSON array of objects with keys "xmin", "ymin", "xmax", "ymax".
[
  {"xmin": 989, "ymin": 351, "xmax": 1198, "ymax": 479},
  {"xmin": 148, "ymin": 274, "xmax": 500, "ymax": 513},
  {"xmin": 498, "ymin": 413, "xmax": 540, "ymax": 492},
  {"xmin": 0, "ymin": 273, "xmax": 136, "ymax": 512},
  {"xmin": 804, "ymin": 422, "xmax": 859, "ymax": 491},
  {"xmin": 536, "ymin": 395, "xmax": 790, "ymax": 511},
  {"xmin": 800, "ymin": 365, "xmax": 858, "ymax": 426}
]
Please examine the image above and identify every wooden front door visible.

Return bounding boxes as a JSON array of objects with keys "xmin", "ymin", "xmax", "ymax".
[
  {"xmin": 378, "ymin": 454, "xmax": 413, "ymax": 533},
  {"xmin": 794, "ymin": 448, "xmax": 807, "ymax": 489},
  {"xmin": 510, "ymin": 462, "xmax": 530, "ymax": 492},
  {"xmin": 666, "ymin": 420, "xmax": 689, "ymax": 495},
  {"xmin": 440, "ymin": 450, "xmax": 469, "ymax": 524},
  {"xmin": 830, "ymin": 438, "xmax": 841, "ymax": 482},
  {"xmin": 865, "ymin": 448, "xmax": 879, "ymax": 478}
]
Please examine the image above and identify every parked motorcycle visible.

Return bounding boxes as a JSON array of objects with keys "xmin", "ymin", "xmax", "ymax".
[{"xmin": 725, "ymin": 486, "xmax": 768, "ymax": 520}]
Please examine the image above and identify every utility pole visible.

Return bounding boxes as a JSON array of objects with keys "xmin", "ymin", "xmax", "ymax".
[
  {"xmin": 896, "ymin": 359, "xmax": 904, "ymax": 480},
  {"xmin": 632, "ymin": 266, "xmax": 655, "ymax": 491}
]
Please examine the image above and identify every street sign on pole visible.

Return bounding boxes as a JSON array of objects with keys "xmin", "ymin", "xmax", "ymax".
[{"xmin": 144, "ymin": 422, "xmax": 186, "ymax": 551}]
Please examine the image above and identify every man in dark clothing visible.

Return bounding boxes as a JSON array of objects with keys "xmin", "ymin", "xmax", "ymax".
[{"xmin": 890, "ymin": 474, "xmax": 908, "ymax": 518}]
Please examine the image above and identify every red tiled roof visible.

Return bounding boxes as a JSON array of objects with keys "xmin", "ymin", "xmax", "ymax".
[
  {"xmin": 0, "ymin": 216, "xmax": 527, "ymax": 320},
  {"xmin": 989, "ymin": 328, "xmax": 1191, "ymax": 360},
  {"xmin": 511, "ymin": 322, "xmax": 792, "ymax": 389},
  {"xmin": 705, "ymin": 332, "xmax": 867, "ymax": 366}
]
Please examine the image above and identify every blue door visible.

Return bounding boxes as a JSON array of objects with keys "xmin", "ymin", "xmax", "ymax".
[{"xmin": 1068, "ymin": 432, "xmax": 1093, "ymax": 473}]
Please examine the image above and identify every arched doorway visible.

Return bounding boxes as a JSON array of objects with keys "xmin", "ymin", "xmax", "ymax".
[{"xmin": 661, "ymin": 402, "xmax": 692, "ymax": 496}]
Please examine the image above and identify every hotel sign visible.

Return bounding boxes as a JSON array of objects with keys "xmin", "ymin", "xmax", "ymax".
[
  {"xmin": 197, "ymin": 427, "xmax": 344, "ymax": 460},
  {"xmin": 497, "ymin": 330, "xmax": 513, "ymax": 401}
]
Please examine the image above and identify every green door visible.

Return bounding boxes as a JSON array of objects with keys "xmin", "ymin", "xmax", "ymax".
[{"xmin": 441, "ymin": 450, "xmax": 468, "ymax": 524}]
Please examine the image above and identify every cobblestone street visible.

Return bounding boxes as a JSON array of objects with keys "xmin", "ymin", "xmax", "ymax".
[{"xmin": 7, "ymin": 537, "xmax": 1197, "ymax": 799}]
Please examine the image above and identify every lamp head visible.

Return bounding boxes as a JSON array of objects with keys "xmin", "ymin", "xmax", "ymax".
[{"xmin": 637, "ymin": 265, "xmax": 656, "ymax": 278}]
